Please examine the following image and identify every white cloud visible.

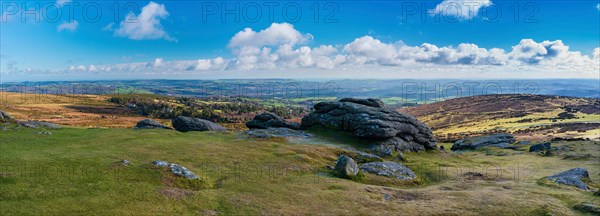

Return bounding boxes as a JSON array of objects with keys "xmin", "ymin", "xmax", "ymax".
[
  {"xmin": 429, "ymin": 0, "xmax": 493, "ymax": 19},
  {"xmin": 195, "ymin": 57, "xmax": 228, "ymax": 71},
  {"xmin": 22, "ymin": 22, "xmax": 598, "ymax": 79},
  {"xmin": 597, "ymin": 3, "xmax": 600, "ymax": 11},
  {"xmin": 228, "ymin": 23, "xmax": 312, "ymax": 48},
  {"xmin": 113, "ymin": 1, "xmax": 175, "ymax": 42},
  {"xmin": 153, "ymin": 58, "xmax": 164, "ymax": 67},
  {"xmin": 57, "ymin": 20, "xmax": 79, "ymax": 32},
  {"xmin": 507, "ymin": 39, "xmax": 592, "ymax": 67},
  {"xmin": 344, "ymin": 36, "xmax": 399, "ymax": 65}
]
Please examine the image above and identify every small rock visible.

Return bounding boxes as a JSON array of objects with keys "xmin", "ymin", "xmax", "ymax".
[
  {"xmin": 359, "ymin": 162, "xmax": 416, "ymax": 180},
  {"xmin": 134, "ymin": 119, "xmax": 171, "ymax": 129},
  {"xmin": 383, "ymin": 193, "xmax": 393, "ymax": 201},
  {"xmin": 546, "ymin": 168, "xmax": 589, "ymax": 190},
  {"xmin": 451, "ymin": 133, "xmax": 515, "ymax": 151},
  {"xmin": 325, "ymin": 165, "xmax": 334, "ymax": 170},
  {"xmin": 152, "ymin": 160, "xmax": 200, "ymax": 180},
  {"xmin": 121, "ymin": 160, "xmax": 130, "ymax": 166},
  {"xmin": 333, "ymin": 155, "xmax": 359, "ymax": 179},
  {"xmin": 153, "ymin": 160, "xmax": 169, "ymax": 167},
  {"xmin": 573, "ymin": 203, "xmax": 600, "ymax": 214},
  {"xmin": 34, "ymin": 131, "xmax": 52, "ymax": 135},
  {"xmin": 18, "ymin": 121, "xmax": 61, "ymax": 129},
  {"xmin": 529, "ymin": 142, "xmax": 551, "ymax": 152},
  {"xmin": 169, "ymin": 163, "xmax": 200, "ymax": 180}
]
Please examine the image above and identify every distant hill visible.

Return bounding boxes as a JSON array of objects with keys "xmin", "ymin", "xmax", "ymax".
[{"xmin": 400, "ymin": 94, "xmax": 600, "ymax": 141}]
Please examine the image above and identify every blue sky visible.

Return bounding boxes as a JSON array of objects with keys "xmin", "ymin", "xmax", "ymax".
[{"xmin": 1, "ymin": 0, "xmax": 599, "ymax": 81}]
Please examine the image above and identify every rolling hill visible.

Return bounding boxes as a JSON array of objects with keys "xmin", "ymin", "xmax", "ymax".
[{"xmin": 400, "ymin": 94, "xmax": 600, "ymax": 141}]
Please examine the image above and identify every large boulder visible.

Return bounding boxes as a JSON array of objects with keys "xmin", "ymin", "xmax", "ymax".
[
  {"xmin": 134, "ymin": 119, "xmax": 171, "ymax": 129},
  {"xmin": 546, "ymin": 168, "xmax": 589, "ymax": 190},
  {"xmin": 0, "ymin": 110, "xmax": 14, "ymax": 122},
  {"xmin": 172, "ymin": 116, "xmax": 226, "ymax": 132},
  {"xmin": 359, "ymin": 162, "xmax": 416, "ymax": 180},
  {"xmin": 246, "ymin": 113, "xmax": 300, "ymax": 130},
  {"xmin": 529, "ymin": 142, "xmax": 551, "ymax": 152},
  {"xmin": 333, "ymin": 155, "xmax": 359, "ymax": 179},
  {"xmin": 301, "ymin": 98, "xmax": 436, "ymax": 153},
  {"xmin": 18, "ymin": 121, "xmax": 61, "ymax": 129},
  {"xmin": 451, "ymin": 133, "xmax": 515, "ymax": 151}
]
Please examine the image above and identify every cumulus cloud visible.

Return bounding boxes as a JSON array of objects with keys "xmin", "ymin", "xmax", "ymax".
[
  {"xmin": 50, "ymin": 22, "xmax": 599, "ymax": 78},
  {"xmin": 57, "ymin": 20, "xmax": 78, "ymax": 32},
  {"xmin": 429, "ymin": 0, "xmax": 493, "ymax": 19},
  {"xmin": 113, "ymin": 1, "xmax": 175, "ymax": 42},
  {"xmin": 507, "ymin": 39, "xmax": 595, "ymax": 68},
  {"xmin": 228, "ymin": 23, "xmax": 312, "ymax": 48}
]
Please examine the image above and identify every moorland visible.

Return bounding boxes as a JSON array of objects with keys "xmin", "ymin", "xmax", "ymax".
[{"xmin": 0, "ymin": 80, "xmax": 599, "ymax": 215}]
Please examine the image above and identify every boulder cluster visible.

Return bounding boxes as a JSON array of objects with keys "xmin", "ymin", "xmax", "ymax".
[
  {"xmin": 300, "ymin": 98, "xmax": 437, "ymax": 154},
  {"xmin": 241, "ymin": 98, "xmax": 437, "ymax": 156}
]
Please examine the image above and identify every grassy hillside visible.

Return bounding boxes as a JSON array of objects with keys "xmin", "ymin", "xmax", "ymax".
[
  {"xmin": 1, "ymin": 126, "xmax": 599, "ymax": 215},
  {"xmin": 400, "ymin": 94, "xmax": 600, "ymax": 141}
]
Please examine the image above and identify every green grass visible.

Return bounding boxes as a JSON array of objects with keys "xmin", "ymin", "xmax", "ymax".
[{"xmin": 1, "ymin": 127, "xmax": 599, "ymax": 215}]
